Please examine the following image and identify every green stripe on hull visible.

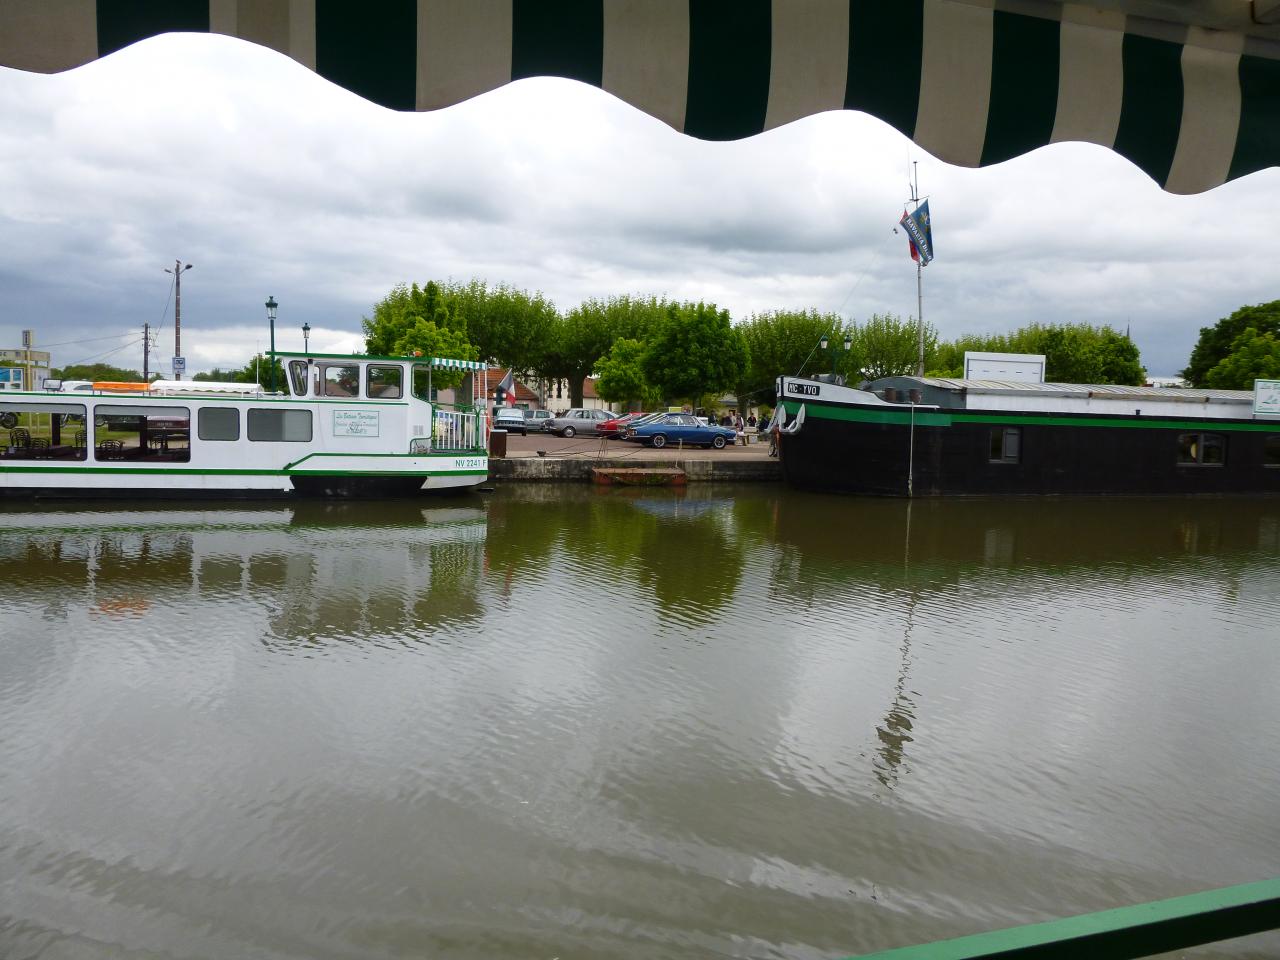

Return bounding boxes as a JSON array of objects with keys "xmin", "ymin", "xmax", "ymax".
[{"xmin": 784, "ymin": 400, "xmax": 1280, "ymax": 434}]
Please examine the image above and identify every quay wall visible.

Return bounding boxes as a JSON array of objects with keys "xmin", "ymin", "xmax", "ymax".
[{"xmin": 489, "ymin": 457, "xmax": 781, "ymax": 483}]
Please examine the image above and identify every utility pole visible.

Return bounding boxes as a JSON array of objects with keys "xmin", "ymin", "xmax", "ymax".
[
  {"xmin": 143, "ymin": 322, "xmax": 150, "ymax": 381},
  {"xmin": 164, "ymin": 260, "xmax": 194, "ymax": 379}
]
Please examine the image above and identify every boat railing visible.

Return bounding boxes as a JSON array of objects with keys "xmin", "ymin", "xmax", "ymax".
[
  {"xmin": 843, "ymin": 877, "xmax": 1280, "ymax": 960},
  {"xmin": 431, "ymin": 405, "xmax": 485, "ymax": 452}
]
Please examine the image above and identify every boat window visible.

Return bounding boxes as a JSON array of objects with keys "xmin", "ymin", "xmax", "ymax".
[
  {"xmin": 247, "ymin": 408, "xmax": 313, "ymax": 442},
  {"xmin": 1, "ymin": 402, "xmax": 87, "ymax": 462},
  {"xmin": 988, "ymin": 426, "xmax": 1020, "ymax": 463},
  {"xmin": 367, "ymin": 365, "xmax": 403, "ymax": 399},
  {"xmin": 411, "ymin": 364, "xmax": 438, "ymax": 402},
  {"xmin": 198, "ymin": 407, "xmax": 240, "ymax": 441},
  {"xmin": 1266, "ymin": 436, "xmax": 1280, "ymax": 466},
  {"xmin": 92, "ymin": 404, "xmax": 190, "ymax": 463},
  {"xmin": 321, "ymin": 365, "xmax": 359, "ymax": 398},
  {"xmin": 1178, "ymin": 432, "xmax": 1226, "ymax": 466},
  {"xmin": 288, "ymin": 361, "xmax": 309, "ymax": 397}
]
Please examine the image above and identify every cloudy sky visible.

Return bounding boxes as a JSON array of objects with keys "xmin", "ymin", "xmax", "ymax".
[{"xmin": 2, "ymin": 32, "xmax": 1278, "ymax": 378}]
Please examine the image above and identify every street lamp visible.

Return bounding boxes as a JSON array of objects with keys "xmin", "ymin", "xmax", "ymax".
[
  {"xmin": 164, "ymin": 260, "xmax": 193, "ymax": 379},
  {"xmin": 301, "ymin": 322, "xmax": 311, "ymax": 353},
  {"xmin": 265, "ymin": 296, "xmax": 278, "ymax": 392},
  {"xmin": 819, "ymin": 332, "xmax": 853, "ymax": 381}
]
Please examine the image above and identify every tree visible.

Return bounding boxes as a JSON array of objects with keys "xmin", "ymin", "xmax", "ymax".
[
  {"xmin": 1203, "ymin": 327, "xmax": 1280, "ymax": 389},
  {"xmin": 850, "ymin": 313, "xmax": 936, "ymax": 381},
  {"xmin": 549, "ymin": 299, "xmax": 625, "ymax": 407},
  {"xmin": 739, "ymin": 309, "xmax": 843, "ymax": 405},
  {"xmin": 449, "ymin": 279, "xmax": 558, "ymax": 377},
  {"xmin": 930, "ymin": 323, "xmax": 1144, "ymax": 385},
  {"xmin": 197, "ymin": 354, "xmax": 284, "ymax": 386},
  {"xmin": 1183, "ymin": 301, "xmax": 1280, "ymax": 387},
  {"xmin": 642, "ymin": 302, "xmax": 748, "ymax": 407},
  {"xmin": 596, "ymin": 338, "xmax": 661, "ymax": 409},
  {"xmin": 389, "ymin": 318, "xmax": 477, "ymax": 391},
  {"xmin": 362, "ymin": 281, "xmax": 468, "ymax": 357},
  {"xmin": 53, "ymin": 362, "xmax": 144, "ymax": 382}
]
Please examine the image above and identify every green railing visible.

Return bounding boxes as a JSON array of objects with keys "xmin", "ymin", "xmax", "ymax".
[{"xmin": 845, "ymin": 878, "xmax": 1280, "ymax": 960}]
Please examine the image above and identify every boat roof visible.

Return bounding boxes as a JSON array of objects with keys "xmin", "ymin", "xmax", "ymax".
[
  {"xmin": 875, "ymin": 377, "xmax": 1255, "ymax": 405},
  {"xmin": 272, "ymin": 351, "xmax": 487, "ymax": 369}
]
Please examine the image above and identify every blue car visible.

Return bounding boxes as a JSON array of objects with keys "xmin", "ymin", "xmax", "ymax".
[{"xmin": 623, "ymin": 413, "xmax": 736, "ymax": 449}]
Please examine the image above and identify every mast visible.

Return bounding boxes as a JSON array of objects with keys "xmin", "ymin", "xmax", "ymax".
[{"xmin": 910, "ymin": 162, "xmax": 924, "ymax": 377}]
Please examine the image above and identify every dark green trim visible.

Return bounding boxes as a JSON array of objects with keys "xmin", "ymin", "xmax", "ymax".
[
  {"xmin": 512, "ymin": 0, "xmax": 603, "ymax": 87},
  {"xmin": 315, "ymin": 0, "xmax": 416, "ymax": 111},
  {"xmin": 96, "ymin": 0, "xmax": 208, "ymax": 57},
  {"xmin": 847, "ymin": 1, "xmax": 922, "ymax": 138},
  {"xmin": 1114, "ymin": 32, "xmax": 1183, "ymax": 187},
  {"xmin": 284, "ymin": 451, "xmax": 486, "ymax": 469},
  {"xmin": 981, "ymin": 11, "xmax": 1059, "ymax": 166},
  {"xmin": 843, "ymin": 877, "xmax": 1280, "ymax": 960},
  {"xmin": 685, "ymin": 0, "xmax": 771, "ymax": 140},
  {"xmin": 1230, "ymin": 53, "xmax": 1280, "ymax": 182},
  {"xmin": 784, "ymin": 399, "xmax": 1280, "ymax": 434}
]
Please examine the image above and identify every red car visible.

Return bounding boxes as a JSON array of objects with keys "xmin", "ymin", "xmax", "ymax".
[{"xmin": 597, "ymin": 412, "xmax": 650, "ymax": 438}]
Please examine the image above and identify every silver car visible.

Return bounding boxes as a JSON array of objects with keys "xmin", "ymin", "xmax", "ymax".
[{"xmin": 544, "ymin": 408, "xmax": 614, "ymax": 438}]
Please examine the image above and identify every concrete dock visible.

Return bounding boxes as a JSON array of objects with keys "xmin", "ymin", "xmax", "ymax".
[{"xmin": 490, "ymin": 431, "xmax": 782, "ymax": 483}]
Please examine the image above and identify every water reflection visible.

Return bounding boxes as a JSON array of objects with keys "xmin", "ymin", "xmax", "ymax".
[{"xmin": 2, "ymin": 491, "xmax": 1279, "ymax": 960}]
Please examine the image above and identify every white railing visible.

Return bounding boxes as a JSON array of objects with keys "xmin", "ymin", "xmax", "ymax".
[{"xmin": 432, "ymin": 407, "xmax": 484, "ymax": 451}]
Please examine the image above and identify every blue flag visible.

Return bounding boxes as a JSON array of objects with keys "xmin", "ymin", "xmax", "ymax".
[{"xmin": 899, "ymin": 200, "xmax": 934, "ymax": 266}]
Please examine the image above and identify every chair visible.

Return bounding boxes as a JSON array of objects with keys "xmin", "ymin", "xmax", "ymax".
[
  {"xmin": 9, "ymin": 427, "xmax": 31, "ymax": 451},
  {"xmin": 96, "ymin": 438, "xmax": 125, "ymax": 460}
]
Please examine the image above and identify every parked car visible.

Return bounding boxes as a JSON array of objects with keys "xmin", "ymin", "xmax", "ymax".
[
  {"xmin": 623, "ymin": 413, "xmax": 736, "ymax": 449},
  {"xmin": 544, "ymin": 408, "xmax": 614, "ymax": 438},
  {"xmin": 597, "ymin": 412, "xmax": 650, "ymax": 438},
  {"xmin": 524, "ymin": 409, "xmax": 554, "ymax": 431},
  {"xmin": 492, "ymin": 406, "xmax": 528, "ymax": 436}
]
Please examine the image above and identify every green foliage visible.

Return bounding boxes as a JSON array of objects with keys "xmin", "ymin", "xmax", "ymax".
[
  {"xmin": 1203, "ymin": 327, "xmax": 1280, "ymax": 389},
  {"xmin": 389, "ymin": 320, "xmax": 477, "ymax": 391},
  {"xmin": 740, "ymin": 309, "xmax": 843, "ymax": 404},
  {"xmin": 595, "ymin": 338, "xmax": 660, "ymax": 408},
  {"xmin": 362, "ymin": 281, "xmax": 469, "ymax": 357},
  {"xmin": 642, "ymin": 302, "xmax": 748, "ymax": 407},
  {"xmin": 551, "ymin": 298, "xmax": 634, "ymax": 407},
  {"xmin": 930, "ymin": 323, "xmax": 1143, "ymax": 385},
  {"xmin": 448, "ymin": 279, "xmax": 558, "ymax": 376},
  {"xmin": 850, "ymin": 313, "xmax": 937, "ymax": 381},
  {"xmin": 1183, "ymin": 301, "xmax": 1280, "ymax": 386},
  {"xmin": 192, "ymin": 354, "xmax": 284, "ymax": 386},
  {"xmin": 52, "ymin": 362, "xmax": 144, "ymax": 382}
]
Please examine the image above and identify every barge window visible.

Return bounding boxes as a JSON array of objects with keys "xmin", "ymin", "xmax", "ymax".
[
  {"xmin": 93, "ymin": 404, "xmax": 190, "ymax": 463},
  {"xmin": 367, "ymin": 365, "xmax": 403, "ymax": 399},
  {"xmin": 1, "ymin": 402, "xmax": 87, "ymax": 462},
  {"xmin": 198, "ymin": 407, "xmax": 240, "ymax": 441},
  {"xmin": 288, "ymin": 361, "xmax": 309, "ymax": 397},
  {"xmin": 1178, "ymin": 433, "xmax": 1225, "ymax": 466},
  {"xmin": 988, "ymin": 426, "xmax": 1021, "ymax": 463},
  {"xmin": 321, "ymin": 364, "xmax": 359, "ymax": 398},
  {"xmin": 1266, "ymin": 436, "xmax": 1280, "ymax": 466},
  {"xmin": 412, "ymin": 365, "xmax": 440, "ymax": 402},
  {"xmin": 248, "ymin": 408, "xmax": 312, "ymax": 442}
]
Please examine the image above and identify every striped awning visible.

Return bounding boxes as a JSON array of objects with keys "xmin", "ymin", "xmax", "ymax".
[
  {"xmin": 2, "ymin": 1, "xmax": 1278, "ymax": 194},
  {"xmin": 428, "ymin": 357, "xmax": 487, "ymax": 370}
]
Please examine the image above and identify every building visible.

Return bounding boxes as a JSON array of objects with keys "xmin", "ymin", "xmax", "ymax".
[{"xmin": 0, "ymin": 346, "xmax": 52, "ymax": 391}]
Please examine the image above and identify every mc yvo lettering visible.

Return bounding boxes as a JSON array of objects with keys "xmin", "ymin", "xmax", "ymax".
[{"xmin": 788, "ymin": 383, "xmax": 820, "ymax": 396}]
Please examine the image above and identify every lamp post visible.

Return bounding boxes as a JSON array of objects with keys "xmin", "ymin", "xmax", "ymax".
[
  {"xmin": 301, "ymin": 322, "xmax": 311, "ymax": 353},
  {"xmin": 265, "ymin": 296, "xmax": 278, "ymax": 392},
  {"xmin": 164, "ymin": 260, "xmax": 193, "ymax": 379},
  {"xmin": 819, "ymin": 332, "xmax": 853, "ymax": 381}
]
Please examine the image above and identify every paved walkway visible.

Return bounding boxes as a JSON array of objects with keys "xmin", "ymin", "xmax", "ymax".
[{"xmin": 501, "ymin": 431, "xmax": 774, "ymax": 462}]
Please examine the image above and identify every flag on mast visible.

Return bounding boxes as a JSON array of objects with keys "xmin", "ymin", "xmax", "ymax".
[
  {"xmin": 899, "ymin": 200, "xmax": 934, "ymax": 266},
  {"xmin": 496, "ymin": 368, "xmax": 515, "ymax": 405}
]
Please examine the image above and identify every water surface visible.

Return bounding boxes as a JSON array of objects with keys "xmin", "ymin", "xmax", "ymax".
[{"xmin": 2, "ymin": 488, "xmax": 1278, "ymax": 959}]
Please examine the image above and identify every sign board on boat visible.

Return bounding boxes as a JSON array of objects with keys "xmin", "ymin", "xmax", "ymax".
[
  {"xmin": 964, "ymin": 351, "xmax": 1046, "ymax": 383},
  {"xmin": 334, "ymin": 409, "xmax": 380, "ymax": 437},
  {"xmin": 1254, "ymin": 379, "xmax": 1280, "ymax": 416}
]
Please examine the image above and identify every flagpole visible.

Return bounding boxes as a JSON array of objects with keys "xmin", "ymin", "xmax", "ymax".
[{"xmin": 912, "ymin": 162, "xmax": 925, "ymax": 377}]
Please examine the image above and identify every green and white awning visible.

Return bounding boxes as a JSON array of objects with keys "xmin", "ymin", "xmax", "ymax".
[
  {"xmin": 428, "ymin": 357, "xmax": 487, "ymax": 370},
  {"xmin": 2, "ymin": 1, "xmax": 1279, "ymax": 194}
]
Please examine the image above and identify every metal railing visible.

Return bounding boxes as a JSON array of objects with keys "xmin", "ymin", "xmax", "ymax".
[
  {"xmin": 431, "ymin": 406, "xmax": 484, "ymax": 452},
  {"xmin": 844, "ymin": 878, "xmax": 1280, "ymax": 960}
]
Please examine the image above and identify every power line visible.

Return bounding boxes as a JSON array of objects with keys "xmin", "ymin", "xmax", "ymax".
[{"xmin": 61, "ymin": 336, "xmax": 144, "ymax": 370}]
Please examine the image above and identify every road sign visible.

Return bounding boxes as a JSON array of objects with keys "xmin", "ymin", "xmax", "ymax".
[{"xmin": 171, "ymin": 357, "xmax": 186, "ymax": 374}]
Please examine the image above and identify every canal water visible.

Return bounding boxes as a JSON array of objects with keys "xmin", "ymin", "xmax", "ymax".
[{"xmin": 1, "ymin": 488, "xmax": 1278, "ymax": 960}]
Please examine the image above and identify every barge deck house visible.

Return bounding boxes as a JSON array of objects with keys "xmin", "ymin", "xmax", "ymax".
[
  {"xmin": 0, "ymin": 353, "xmax": 490, "ymax": 498},
  {"xmin": 775, "ymin": 375, "xmax": 1280, "ymax": 497}
]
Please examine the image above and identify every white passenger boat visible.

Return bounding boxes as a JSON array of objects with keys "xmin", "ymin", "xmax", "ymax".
[{"xmin": 0, "ymin": 352, "xmax": 490, "ymax": 498}]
